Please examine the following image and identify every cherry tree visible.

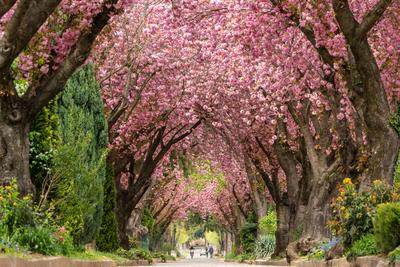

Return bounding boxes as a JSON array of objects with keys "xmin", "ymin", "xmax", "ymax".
[
  {"xmin": 164, "ymin": 0, "xmax": 400, "ymax": 256},
  {"xmin": 93, "ymin": 2, "xmax": 204, "ymax": 248},
  {"xmin": 0, "ymin": 0, "xmax": 136, "ymax": 194}
]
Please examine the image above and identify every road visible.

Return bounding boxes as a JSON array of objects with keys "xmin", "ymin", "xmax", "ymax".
[{"xmin": 136, "ymin": 258, "xmax": 256, "ymax": 267}]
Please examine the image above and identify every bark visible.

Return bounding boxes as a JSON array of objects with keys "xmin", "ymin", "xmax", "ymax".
[
  {"xmin": 244, "ymin": 155, "xmax": 268, "ymax": 221},
  {"xmin": 274, "ymin": 202, "xmax": 291, "ymax": 257},
  {"xmin": 0, "ymin": 97, "xmax": 33, "ymax": 195},
  {"xmin": 115, "ymin": 172, "xmax": 153, "ymax": 249}
]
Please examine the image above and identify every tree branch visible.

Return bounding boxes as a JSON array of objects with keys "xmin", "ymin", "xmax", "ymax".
[
  {"xmin": 0, "ymin": 0, "xmax": 16, "ymax": 20},
  {"xmin": 25, "ymin": 0, "xmax": 118, "ymax": 118},
  {"xmin": 269, "ymin": 0, "xmax": 335, "ymax": 67},
  {"xmin": 251, "ymin": 157, "xmax": 279, "ymax": 203},
  {"xmin": 0, "ymin": 0, "xmax": 61, "ymax": 74},
  {"xmin": 332, "ymin": 0, "xmax": 359, "ymax": 41},
  {"xmin": 357, "ymin": 0, "xmax": 393, "ymax": 37},
  {"xmin": 232, "ymin": 184, "xmax": 247, "ymax": 218}
]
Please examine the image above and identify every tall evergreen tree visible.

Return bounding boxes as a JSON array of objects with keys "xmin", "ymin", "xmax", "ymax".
[
  {"xmin": 53, "ymin": 64, "xmax": 108, "ymax": 245},
  {"xmin": 96, "ymin": 166, "xmax": 119, "ymax": 251}
]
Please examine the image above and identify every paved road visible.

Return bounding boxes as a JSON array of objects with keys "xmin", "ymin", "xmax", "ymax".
[{"xmin": 137, "ymin": 258, "xmax": 255, "ymax": 267}]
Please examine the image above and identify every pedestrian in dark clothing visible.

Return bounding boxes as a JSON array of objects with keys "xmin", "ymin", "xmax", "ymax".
[
  {"xmin": 208, "ymin": 245, "xmax": 214, "ymax": 258},
  {"xmin": 189, "ymin": 246, "xmax": 195, "ymax": 259}
]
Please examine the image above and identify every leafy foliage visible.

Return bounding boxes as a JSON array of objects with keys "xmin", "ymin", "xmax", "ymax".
[
  {"xmin": 0, "ymin": 180, "xmax": 74, "ymax": 255},
  {"xmin": 389, "ymin": 246, "xmax": 400, "ymax": 263},
  {"xmin": 373, "ymin": 202, "xmax": 400, "ymax": 253},
  {"xmin": 115, "ymin": 248, "xmax": 153, "ymax": 263},
  {"xmin": 258, "ymin": 210, "xmax": 277, "ymax": 235},
  {"xmin": 96, "ymin": 166, "xmax": 119, "ymax": 252},
  {"xmin": 240, "ymin": 212, "xmax": 258, "ymax": 254},
  {"xmin": 205, "ymin": 231, "xmax": 220, "ymax": 247},
  {"xmin": 346, "ymin": 234, "xmax": 379, "ymax": 259},
  {"xmin": 11, "ymin": 225, "xmax": 74, "ymax": 256},
  {"xmin": 328, "ymin": 178, "xmax": 396, "ymax": 248},
  {"xmin": 308, "ymin": 238, "xmax": 340, "ymax": 260},
  {"xmin": 254, "ymin": 235, "xmax": 275, "ymax": 259},
  {"xmin": 52, "ymin": 64, "xmax": 108, "ymax": 245},
  {"xmin": 29, "ymin": 100, "xmax": 60, "ymax": 198}
]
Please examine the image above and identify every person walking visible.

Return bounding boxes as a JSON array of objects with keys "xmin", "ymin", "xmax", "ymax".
[
  {"xmin": 189, "ymin": 246, "xmax": 195, "ymax": 259},
  {"xmin": 208, "ymin": 245, "xmax": 214, "ymax": 258},
  {"xmin": 205, "ymin": 245, "xmax": 209, "ymax": 258}
]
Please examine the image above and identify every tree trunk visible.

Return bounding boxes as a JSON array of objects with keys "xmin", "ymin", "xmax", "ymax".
[
  {"xmin": 300, "ymin": 194, "xmax": 331, "ymax": 248},
  {"xmin": 351, "ymin": 38, "xmax": 399, "ymax": 189},
  {"xmin": 296, "ymin": 173, "xmax": 338, "ymax": 253},
  {"xmin": 114, "ymin": 173, "xmax": 153, "ymax": 249},
  {"xmin": 273, "ymin": 200, "xmax": 303, "ymax": 258},
  {"xmin": 0, "ymin": 98, "xmax": 33, "ymax": 195},
  {"xmin": 244, "ymin": 155, "xmax": 268, "ymax": 221},
  {"xmin": 232, "ymin": 231, "xmax": 241, "ymax": 255},
  {"xmin": 273, "ymin": 203, "xmax": 291, "ymax": 257},
  {"xmin": 115, "ymin": 191, "xmax": 132, "ymax": 249}
]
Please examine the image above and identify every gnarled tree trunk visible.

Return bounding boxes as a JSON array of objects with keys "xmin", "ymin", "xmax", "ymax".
[{"xmin": 0, "ymin": 97, "xmax": 33, "ymax": 195}]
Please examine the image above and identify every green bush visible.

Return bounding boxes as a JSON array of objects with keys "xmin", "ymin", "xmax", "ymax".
[
  {"xmin": 308, "ymin": 248, "xmax": 325, "ymax": 260},
  {"xmin": 374, "ymin": 202, "xmax": 400, "ymax": 253},
  {"xmin": 11, "ymin": 225, "xmax": 74, "ymax": 256},
  {"xmin": 346, "ymin": 233, "xmax": 379, "ymax": 259},
  {"xmin": 115, "ymin": 248, "xmax": 153, "ymax": 263},
  {"xmin": 0, "ymin": 181, "xmax": 75, "ymax": 256},
  {"xmin": 258, "ymin": 210, "xmax": 277, "ymax": 235},
  {"xmin": 254, "ymin": 235, "xmax": 275, "ymax": 258},
  {"xmin": 389, "ymin": 246, "xmax": 400, "ymax": 263},
  {"xmin": 237, "ymin": 253, "xmax": 255, "ymax": 263},
  {"xmin": 29, "ymin": 100, "xmax": 60, "ymax": 200},
  {"xmin": 240, "ymin": 213, "xmax": 258, "ymax": 254},
  {"xmin": 152, "ymin": 252, "xmax": 175, "ymax": 262},
  {"xmin": 0, "ymin": 181, "xmax": 35, "ymax": 237},
  {"xmin": 329, "ymin": 178, "xmax": 394, "ymax": 248},
  {"xmin": 225, "ymin": 252, "xmax": 237, "ymax": 260}
]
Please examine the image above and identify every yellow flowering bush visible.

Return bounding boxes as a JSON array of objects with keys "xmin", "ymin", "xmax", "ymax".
[
  {"xmin": 328, "ymin": 178, "xmax": 395, "ymax": 248},
  {"xmin": 0, "ymin": 180, "xmax": 74, "ymax": 255},
  {"xmin": 0, "ymin": 180, "xmax": 35, "ymax": 238}
]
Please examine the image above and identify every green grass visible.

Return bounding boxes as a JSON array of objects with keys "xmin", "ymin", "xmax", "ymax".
[{"xmin": 67, "ymin": 251, "xmax": 130, "ymax": 264}]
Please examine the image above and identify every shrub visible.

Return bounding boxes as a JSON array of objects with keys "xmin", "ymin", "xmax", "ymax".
[
  {"xmin": 307, "ymin": 238, "xmax": 341, "ymax": 260},
  {"xmin": 237, "ymin": 253, "xmax": 255, "ymax": 263},
  {"xmin": 152, "ymin": 252, "xmax": 175, "ymax": 262},
  {"xmin": 389, "ymin": 246, "xmax": 400, "ymax": 263},
  {"xmin": 29, "ymin": 100, "xmax": 60, "ymax": 200},
  {"xmin": 308, "ymin": 248, "xmax": 325, "ymax": 260},
  {"xmin": 346, "ymin": 233, "xmax": 379, "ymax": 259},
  {"xmin": 225, "ymin": 252, "xmax": 237, "ymax": 260},
  {"xmin": 374, "ymin": 202, "xmax": 400, "ymax": 253},
  {"xmin": 258, "ymin": 210, "xmax": 277, "ymax": 235},
  {"xmin": 254, "ymin": 235, "xmax": 275, "ymax": 259},
  {"xmin": 240, "ymin": 213, "xmax": 257, "ymax": 254},
  {"xmin": 115, "ymin": 248, "xmax": 153, "ymax": 264},
  {"xmin": 0, "ymin": 180, "xmax": 35, "ymax": 237},
  {"xmin": 328, "ymin": 178, "xmax": 394, "ymax": 248},
  {"xmin": 12, "ymin": 226, "xmax": 59, "ymax": 255},
  {"xmin": 0, "ymin": 180, "xmax": 75, "ymax": 256}
]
